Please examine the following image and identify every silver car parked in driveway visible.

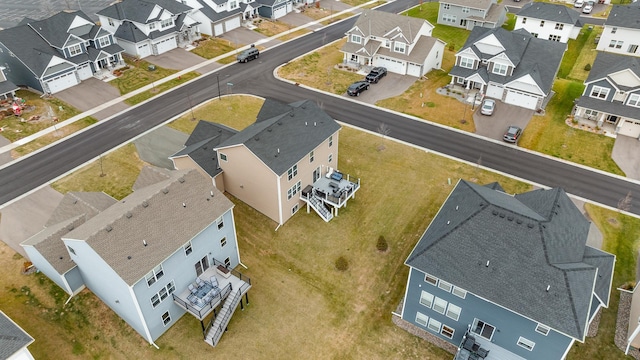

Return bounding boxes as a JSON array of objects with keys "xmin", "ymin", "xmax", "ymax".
[{"xmin": 480, "ymin": 99, "xmax": 496, "ymax": 116}]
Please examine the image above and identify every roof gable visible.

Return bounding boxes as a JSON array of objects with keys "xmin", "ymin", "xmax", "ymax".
[
  {"xmin": 350, "ymin": 9, "xmax": 431, "ymax": 44},
  {"xmin": 0, "ymin": 311, "xmax": 34, "ymax": 359},
  {"xmin": 97, "ymin": 0, "xmax": 192, "ymax": 24},
  {"xmin": 586, "ymin": 52, "xmax": 640, "ymax": 87}
]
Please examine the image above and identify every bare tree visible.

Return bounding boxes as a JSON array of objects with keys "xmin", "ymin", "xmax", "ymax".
[
  {"xmin": 618, "ymin": 191, "xmax": 633, "ymax": 213},
  {"xmin": 377, "ymin": 123, "xmax": 390, "ymax": 151}
]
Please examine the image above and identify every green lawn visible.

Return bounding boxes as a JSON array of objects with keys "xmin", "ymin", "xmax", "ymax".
[
  {"xmin": 190, "ymin": 36, "xmax": 237, "ymax": 60},
  {"xmin": 558, "ymin": 26, "xmax": 599, "ymax": 80},
  {"xmin": 404, "ymin": 3, "xmax": 470, "ymax": 51},
  {"xmin": 502, "ymin": 13, "xmax": 516, "ymax": 31},
  {"xmin": 124, "ymin": 72, "xmax": 200, "ymax": 105},
  {"xmin": 110, "ymin": 57, "xmax": 178, "ymax": 95}
]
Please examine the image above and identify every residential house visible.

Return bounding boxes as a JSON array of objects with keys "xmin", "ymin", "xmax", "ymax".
[
  {"xmin": 0, "ymin": 310, "xmax": 35, "ymax": 360},
  {"xmin": 596, "ymin": 3, "xmax": 640, "ymax": 57},
  {"xmin": 173, "ymin": 99, "xmax": 359, "ymax": 225},
  {"xmin": 449, "ymin": 27, "xmax": 566, "ymax": 110},
  {"xmin": 514, "ymin": 2, "xmax": 582, "ymax": 43},
  {"xmin": 22, "ymin": 169, "xmax": 250, "ymax": 347},
  {"xmin": 574, "ymin": 52, "xmax": 640, "ymax": 138},
  {"xmin": 437, "ymin": 0, "xmax": 506, "ymax": 30},
  {"xmin": 0, "ymin": 11, "xmax": 124, "ymax": 94},
  {"xmin": 97, "ymin": 0, "xmax": 201, "ymax": 59},
  {"xmin": 0, "ymin": 67, "xmax": 19, "ymax": 100},
  {"xmin": 179, "ymin": 0, "xmax": 259, "ymax": 37},
  {"xmin": 256, "ymin": 0, "xmax": 291, "ymax": 20},
  {"xmin": 396, "ymin": 180, "xmax": 615, "ymax": 360},
  {"xmin": 340, "ymin": 9, "xmax": 445, "ymax": 77}
]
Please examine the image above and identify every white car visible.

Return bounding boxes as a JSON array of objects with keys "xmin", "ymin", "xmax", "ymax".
[
  {"xmin": 583, "ymin": 3, "xmax": 594, "ymax": 13},
  {"xmin": 574, "ymin": 0, "xmax": 584, "ymax": 7}
]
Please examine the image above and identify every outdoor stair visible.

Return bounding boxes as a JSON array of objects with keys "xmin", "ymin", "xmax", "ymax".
[
  {"xmin": 307, "ymin": 194, "xmax": 333, "ymax": 222},
  {"xmin": 205, "ymin": 288, "xmax": 242, "ymax": 347}
]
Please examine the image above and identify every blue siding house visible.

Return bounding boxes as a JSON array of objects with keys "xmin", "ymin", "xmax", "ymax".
[{"xmin": 396, "ymin": 180, "xmax": 615, "ymax": 360}]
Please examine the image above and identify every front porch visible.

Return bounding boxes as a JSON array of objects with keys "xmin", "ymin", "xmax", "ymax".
[
  {"xmin": 300, "ymin": 168, "xmax": 360, "ymax": 222},
  {"xmin": 454, "ymin": 331, "xmax": 525, "ymax": 360},
  {"xmin": 573, "ymin": 106, "xmax": 622, "ymax": 137}
]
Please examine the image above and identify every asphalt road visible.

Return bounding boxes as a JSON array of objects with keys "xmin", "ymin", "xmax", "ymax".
[{"xmin": 1, "ymin": 0, "xmax": 639, "ymax": 217}]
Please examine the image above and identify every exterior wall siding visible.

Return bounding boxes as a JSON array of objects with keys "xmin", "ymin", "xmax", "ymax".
[
  {"xmin": 23, "ymin": 246, "xmax": 73, "ymax": 294},
  {"xmin": 402, "ymin": 267, "xmax": 573, "ymax": 360},
  {"xmin": 597, "ymin": 27, "xmax": 640, "ymax": 57},
  {"xmin": 515, "ymin": 19, "xmax": 574, "ymax": 43},
  {"xmin": 0, "ymin": 42, "xmax": 43, "ymax": 92},
  {"xmin": 64, "ymin": 267, "xmax": 85, "ymax": 294}
]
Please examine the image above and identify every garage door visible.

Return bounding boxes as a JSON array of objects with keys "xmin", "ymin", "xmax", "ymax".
[
  {"xmin": 619, "ymin": 119, "xmax": 640, "ymax": 138},
  {"xmin": 154, "ymin": 37, "xmax": 177, "ymax": 55},
  {"xmin": 214, "ymin": 23, "xmax": 224, "ymax": 36},
  {"xmin": 486, "ymin": 84, "xmax": 503, "ymax": 99},
  {"xmin": 77, "ymin": 63, "xmax": 92, "ymax": 80},
  {"xmin": 45, "ymin": 72, "xmax": 79, "ymax": 94},
  {"xmin": 273, "ymin": 5, "xmax": 287, "ymax": 19},
  {"xmin": 224, "ymin": 17, "xmax": 241, "ymax": 32},
  {"xmin": 376, "ymin": 56, "xmax": 405, "ymax": 74},
  {"xmin": 138, "ymin": 43, "xmax": 152, "ymax": 58},
  {"xmin": 505, "ymin": 90, "xmax": 539, "ymax": 110},
  {"xmin": 407, "ymin": 63, "xmax": 423, "ymax": 77}
]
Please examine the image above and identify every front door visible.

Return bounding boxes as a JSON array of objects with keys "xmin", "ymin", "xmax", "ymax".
[{"xmin": 195, "ymin": 256, "xmax": 209, "ymax": 276}]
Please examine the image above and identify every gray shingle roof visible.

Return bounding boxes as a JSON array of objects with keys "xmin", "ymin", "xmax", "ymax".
[
  {"xmin": 576, "ymin": 95, "xmax": 640, "ymax": 121},
  {"xmin": 604, "ymin": 3, "xmax": 640, "ymax": 29},
  {"xmin": 97, "ymin": 0, "xmax": 192, "ymax": 24},
  {"xmin": 0, "ymin": 311, "xmax": 34, "ymax": 359},
  {"xmin": 347, "ymin": 9, "xmax": 431, "ymax": 45},
  {"xmin": 518, "ymin": 2, "xmax": 582, "ymax": 25},
  {"xmin": 171, "ymin": 121, "xmax": 238, "ymax": 177},
  {"xmin": 0, "ymin": 80, "xmax": 18, "ymax": 96},
  {"xmin": 28, "ymin": 11, "xmax": 95, "ymax": 49},
  {"xmin": 405, "ymin": 180, "xmax": 615, "ymax": 340},
  {"xmin": 194, "ymin": 0, "xmax": 245, "ymax": 22},
  {"xmin": 46, "ymin": 192, "xmax": 116, "ymax": 227},
  {"xmin": 132, "ymin": 166, "xmax": 172, "ymax": 192},
  {"xmin": 64, "ymin": 170, "xmax": 234, "ymax": 286},
  {"xmin": 113, "ymin": 21, "xmax": 150, "ymax": 42},
  {"xmin": 586, "ymin": 51, "xmax": 640, "ymax": 85},
  {"xmin": 0, "ymin": 24, "xmax": 59, "ymax": 77},
  {"xmin": 217, "ymin": 99, "xmax": 340, "ymax": 175},
  {"xmin": 441, "ymin": 0, "xmax": 492, "ymax": 9}
]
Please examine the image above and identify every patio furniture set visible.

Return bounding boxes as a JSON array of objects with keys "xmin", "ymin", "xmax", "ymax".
[{"xmin": 187, "ymin": 276, "xmax": 221, "ymax": 307}]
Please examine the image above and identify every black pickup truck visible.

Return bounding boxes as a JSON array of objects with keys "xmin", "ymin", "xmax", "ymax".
[{"xmin": 365, "ymin": 67, "xmax": 388, "ymax": 83}]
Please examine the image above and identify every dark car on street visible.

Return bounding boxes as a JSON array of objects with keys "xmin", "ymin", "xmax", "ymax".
[
  {"xmin": 237, "ymin": 45, "xmax": 259, "ymax": 63},
  {"xmin": 503, "ymin": 126, "xmax": 522, "ymax": 143},
  {"xmin": 365, "ymin": 67, "xmax": 388, "ymax": 83},
  {"xmin": 347, "ymin": 81, "xmax": 370, "ymax": 96}
]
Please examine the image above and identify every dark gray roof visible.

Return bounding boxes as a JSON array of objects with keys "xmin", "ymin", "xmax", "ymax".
[
  {"xmin": 0, "ymin": 311, "xmax": 34, "ymax": 359},
  {"xmin": 453, "ymin": 27, "xmax": 565, "ymax": 95},
  {"xmin": 0, "ymin": 24, "xmax": 60, "ymax": 77},
  {"xmin": 217, "ymin": 99, "xmax": 341, "ymax": 175},
  {"xmin": 604, "ymin": 3, "xmax": 640, "ymax": 29},
  {"xmin": 585, "ymin": 51, "xmax": 640, "ymax": 86},
  {"xmin": 28, "ymin": 11, "xmax": 95, "ymax": 49},
  {"xmin": 518, "ymin": 2, "xmax": 582, "ymax": 25},
  {"xmin": 576, "ymin": 95, "xmax": 640, "ymax": 121},
  {"xmin": 195, "ymin": 0, "xmax": 245, "ymax": 22},
  {"xmin": 114, "ymin": 21, "xmax": 150, "ymax": 42},
  {"xmin": 87, "ymin": 43, "xmax": 125, "ymax": 62},
  {"xmin": 347, "ymin": 9, "xmax": 431, "ymax": 45},
  {"xmin": 97, "ymin": 0, "xmax": 192, "ymax": 23},
  {"xmin": 405, "ymin": 180, "xmax": 615, "ymax": 340},
  {"xmin": 64, "ymin": 170, "xmax": 234, "ymax": 286},
  {"xmin": 0, "ymin": 80, "xmax": 18, "ymax": 96},
  {"xmin": 171, "ymin": 121, "xmax": 238, "ymax": 178}
]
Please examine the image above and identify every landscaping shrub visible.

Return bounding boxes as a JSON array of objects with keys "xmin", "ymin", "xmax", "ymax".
[
  {"xmin": 584, "ymin": 63, "xmax": 591, "ymax": 71},
  {"xmin": 335, "ymin": 256, "xmax": 349, "ymax": 271},
  {"xmin": 376, "ymin": 235, "xmax": 388, "ymax": 252}
]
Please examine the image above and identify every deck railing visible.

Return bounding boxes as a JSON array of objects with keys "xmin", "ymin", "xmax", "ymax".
[{"xmin": 173, "ymin": 282, "xmax": 232, "ymax": 320}]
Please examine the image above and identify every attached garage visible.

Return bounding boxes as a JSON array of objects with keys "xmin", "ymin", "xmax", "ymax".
[
  {"xmin": 214, "ymin": 23, "xmax": 224, "ymax": 36},
  {"xmin": 376, "ymin": 56, "xmax": 405, "ymax": 75},
  {"xmin": 486, "ymin": 84, "xmax": 504, "ymax": 99},
  {"xmin": 224, "ymin": 17, "xmax": 241, "ymax": 32},
  {"xmin": 407, "ymin": 63, "xmax": 423, "ymax": 77},
  {"xmin": 77, "ymin": 63, "xmax": 93, "ymax": 80},
  {"xmin": 505, "ymin": 90, "xmax": 540, "ymax": 110},
  {"xmin": 154, "ymin": 36, "xmax": 177, "ymax": 55},
  {"xmin": 618, "ymin": 119, "xmax": 640, "ymax": 138},
  {"xmin": 44, "ymin": 72, "xmax": 79, "ymax": 94},
  {"xmin": 137, "ymin": 43, "xmax": 152, "ymax": 58},
  {"xmin": 273, "ymin": 5, "xmax": 287, "ymax": 19}
]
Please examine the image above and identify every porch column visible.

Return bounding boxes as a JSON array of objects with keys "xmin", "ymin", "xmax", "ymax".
[
  {"xmin": 597, "ymin": 114, "xmax": 604, "ymax": 128},
  {"xmin": 465, "ymin": 81, "xmax": 470, "ymax": 90},
  {"xmin": 450, "ymin": 77, "xmax": 455, "ymax": 85}
]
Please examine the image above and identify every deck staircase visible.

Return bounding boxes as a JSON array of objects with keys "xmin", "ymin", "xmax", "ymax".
[
  {"xmin": 205, "ymin": 288, "xmax": 242, "ymax": 346},
  {"xmin": 306, "ymin": 193, "xmax": 333, "ymax": 222}
]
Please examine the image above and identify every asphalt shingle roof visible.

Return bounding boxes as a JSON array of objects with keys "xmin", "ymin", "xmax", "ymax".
[
  {"xmin": 28, "ymin": 11, "xmax": 95, "ymax": 48},
  {"xmin": 217, "ymin": 99, "xmax": 340, "ymax": 175},
  {"xmin": 348, "ymin": 9, "xmax": 431, "ymax": 45},
  {"xmin": 97, "ymin": 0, "xmax": 192, "ymax": 23},
  {"xmin": 0, "ymin": 79, "xmax": 18, "ymax": 96},
  {"xmin": 405, "ymin": 180, "xmax": 615, "ymax": 340},
  {"xmin": 0, "ymin": 24, "xmax": 60, "ymax": 77},
  {"xmin": 171, "ymin": 121, "xmax": 238, "ymax": 177},
  {"xmin": 518, "ymin": 2, "xmax": 582, "ymax": 25},
  {"xmin": 441, "ymin": 0, "xmax": 492, "ymax": 9},
  {"xmin": 0, "ymin": 311, "xmax": 34, "ymax": 359},
  {"xmin": 586, "ymin": 51, "xmax": 640, "ymax": 85},
  {"xmin": 604, "ymin": 3, "xmax": 640, "ymax": 29},
  {"xmin": 113, "ymin": 21, "xmax": 150, "ymax": 42}
]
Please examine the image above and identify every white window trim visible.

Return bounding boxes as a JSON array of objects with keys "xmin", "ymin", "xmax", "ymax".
[
  {"xmin": 492, "ymin": 63, "xmax": 508, "ymax": 76},
  {"xmin": 415, "ymin": 312, "xmax": 428, "ymax": 326},
  {"xmin": 162, "ymin": 311, "xmax": 171, "ymax": 326},
  {"xmin": 590, "ymin": 85, "xmax": 609, "ymax": 99},
  {"xmin": 438, "ymin": 280, "xmax": 452, "ymax": 292},
  {"xmin": 146, "ymin": 264, "xmax": 164, "ymax": 287},
  {"xmin": 627, "ymin": 93, "xmax": 640, "ymax": 107},
  {"xmin": 535, "ymin": 323, "xmax": 550, "ymax": 336},
  {"xmin": 441, "ymin": 325, "xmax": 455, "ymax": 339},
  {"xmin": 433, "ymin": 297, "xmax": 447, "ymax": 315},
  {"xmin": 184, "ymin": 241, "xmax": 192, "ymax": 256},
  {"xmin": 351, "ymin": 34, "xmax": 362, "ymax": 44},
  {"xmin": 459, "ymin": 57, "xmax": 474, "ymax": 69},
  {"xmin": 472, "ymin": 319, "xmax": 496, "ymax": 340},
  {"xmin": 427, "ymin": 318, "xmax": 441, "ymax": 333},
  {"xmin": 98, "ymin": 36, "xmax": 110, "ymax": 47},
  {"xmin": 517, "ymin": 336, "xmax": 535, "ymax": 351},
  {"xmin": 446, "ymin": 303, "xmax": 461, "ymax": 321},
  {"xmin": 420, "ymin": 290, "xmax": 434, "ymax": 308},
  {"xmin": 287, "ymin": 164, "xmax": 298, "ymax": 181},
  {"xmin": 425, "ymin": 273, "xmax": 438, "ymax": 286},
  {"xmin": 220, "ymin": 153, "xmax": 227, "ymax": 162},
  {"xmin": 68, "ymin": 44, "xmax": 82, "ymax": 56},
  {"xmin": 452, "ymin": 286, "xmax": 467, "ymax": 299}
]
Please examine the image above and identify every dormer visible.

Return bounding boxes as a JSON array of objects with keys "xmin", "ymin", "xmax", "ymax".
[
  {"xmin": 228, "ymin": 0, "xmax": 238, "ymax": 11},
  {"xmin": 475, "ymin": 34, "xmax": 506, "ymax": 56},
  {"xmin": 393, "ymin": 41, "xmax": 406, "ymax": 54},
  {"xmin": 65, "ymin": 39, "xmax": 85, "ymax": 58},
  {"xmin": 488, "ymin": 53, "xmax": 515, "ymax": 77},
  {"xmin": 455, "ymin": 48, "xmax": 480, "ymax": 70}
]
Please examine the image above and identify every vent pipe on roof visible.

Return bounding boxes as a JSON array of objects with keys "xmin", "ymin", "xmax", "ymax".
[
  {"xmin": 486, "ymin": 260, "xmax": 490, "ymax": 267},
  {"xmin": 305, "ymin": 122, "xmax": 307, "ymax": 126},
  {"xmin": 546, "ymin": 285, "xmax": 551, "ymax": 292},
  {"xmin": 277, "ymin": 148, "xmax": 280, "ymax": 154},
  {"xmin": 182, "ymin": 202, "xmax": 186, "ymax": 208},
  {"xmin": 210, "ymin": 191, "xmax": 214, "ymax": 197},
  {"xmin": 143, "ymin": 240, "xmax": 147, "ymax": 247},
  {"xmin": 455, "ymin": 205, "xmax": 458, "ymax": 211},
  {"xmin": 314, "ymin": 122, "xmax": 316, "ymax": 126},
  {"xmin": 446, "ymin": 220, "xmax": 450, "ymax": 225}
]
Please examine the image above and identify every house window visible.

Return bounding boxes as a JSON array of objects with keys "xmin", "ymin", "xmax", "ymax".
[
  {"xmin": 351, "ymin": 34, "xmax": 362, "ymax": 44},
  {"xmin": 195, "ymin": 256, "xmax": 209, "ymax": 276},
  {"xmin": 441, "ymin": 325, "xmax": 455, "ymax": 339},
  {"xmin": 162, "ymin": 311, "xmax": 171, "ymax": 326},
  {"xmin": 224, "ymin": 257, "xmax": 231, "ymax": 267},
  {"xmin": 442, "ymin": 14, "xmax": 456, "ymax": 24},
  {"xmin": 350, "ymin": 54, "xmax": 359, "ymax": 62},
  {"xmin": 220, "ymin": 237, "xmax": 227, "ymax": 247},
  {"xmin": 517, "ymin": 337, "xmax": 535, "ymax": 351},
  {"xmin": 287, "ymin": 164, "xmax": 298, "ymax": 180},
  {"xmin": 329, "ymin": 135, "xmax": 333, "ymax": 147},
  {"xmin": 146, "ymin": 265, "xmax": 164, "ymax": 286},
  {"xmin": 628, "ymin": 94, "xmax": 640, "ymax": 107},
  {"xmin": 217, "ymin": 217, "xmax": 224, "ymax": 230},
  {"xmin": 459, "ymin": 57, "xmax": 474, "ymax": 69},
  {"xmin": 161, "ymin": 19, "xmax": 173, "ymax": 28},
  {"xmin": 443, "ymin": 3, "xmax": 450, "ymax": 10},
  {"xmin": 433, "ymin": 297, "xmax": 447, "ymax": 314},
  {"xmin": 585, "ymin": 109, "xmax": 599, "ymax": 118},
  {"xmin": 287, "ymin": 181, "xmax": 301, "ymax": 200},
  {"xmin": 108, "ymin": 18, "xmax": 114, "ymax": 26},
  {"xmin": 438, "ymin": 280, "xmax": 452, "ymax": 292},
  {"xmin": 415, "ymin": 312, "xmax": 429, "ymax": 326},
  {"xmin": 446, "ymin": 304, "xmax": 461, "ymax": 321},
  {"xmin": 151, "ymin": 294, "xmax": 160, "ymax": 307},
  {"xmin": 68, "ymin": 44, "xmax": 82, "ymax": 56},
  {"xmin": 291, "ymin": 204, "xmax": 299, "ymax": 215},
  {"xmin": 184, "ymin": 242, "xmax": 192, "ymax": 256},
  {"xmin": 167, "ymin": 281, "xmax": 175, "ymax": 295},
  {"xmin": 590, "ymin": 86, "xmax": 609, "ymax": 99},
  {"xmin": 419, "ymin": 291, "xmax": 434, "ymax": 308},
  {"xmin": 612, "ymin": 27, "xmax": 617, "ymax": 34},
  {"xmin": 309, "ymin": 151, "xmax": 314, "ymax": 163},
  {"xmin": 609, "ymin": 40, "xmax": 623, "ymax": 49},
  {"xmin": 220, "ymin": 153, "xmax": 227, "ymax": 162},
  {"xmin": 425, "ymin": 273, "xmax": 438, "ymax": 285},
  {"xmin": 98, "ymin": 36, "xmax": 110, "ymax": 47},
  {"xmin": 427, "ymin": 318, "xmax": 441, "ymax": 333},
  {"xmin": 159, "ymin": 287, "xmax": 168, "ymax": 301},
  {"xmin": 531, "ymin": 33, "xmax": 538, "ymax": 38},
  {"xmin": 535, "ymin": 324, "xmax": 550, "ymax": 336},
  {"xmin": 472, "ymin": 319, "xmax": 496, "ymax": 340},
  {"xmin": 328, "ymin": 153, "xmax": 333, "ymax": 163},
  {"xmin": 548, "ymin": 35, "xmax": 561, "ymax": 42},
  {"xmin": 394, "ymin": 42, "xmax": 406, "ymax": 54},
  {"xmin": 539, "ymin": 20, "xmax": 544, "ymax": 27},
  {"xmin": 492, "ymin": 63, "xmax": 508, "ymax": 76},
  {"xmin": 67, "ymin": 246, "xmax": 76, "ymax": 255},
  {"xmin": 522, "ymin": 17, "xmax": 526, "ymax": 24},
  {"xmin": 151, "ymin": 281, "xmax": 175, "ymax": 307},
  {"xmin": 452, "ymin": 286, "xmax": 467, "ymax": 299},
  {"xmin": 149, "ymin": 22, "xmax": 157, "ymax": 30},
  {"xmin": 629, "ymin": 45, "xmax": 639, "ymax": 54},
  {"xmin": 462, "ymin": 7, "xmax": 469, "ymax": 13},
  {"xmin": 229, "ymin": 1, "xmax": 237, "ymax": 8},
  {"xmin": 555, "ymin": 23, "xmax": 563, "ymax": 30}
]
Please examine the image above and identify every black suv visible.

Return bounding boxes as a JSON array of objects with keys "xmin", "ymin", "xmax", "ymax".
[
  {"xmin": 347, "ymin": 81, "xmax": 370, "ymax": 96},
  {"xmin": 365, "ymin": 67, "xmax": 388, "ymax": 83},
  {"xmin": 237, "ymin": 45, "xmax": 259, "ymax": 63}
]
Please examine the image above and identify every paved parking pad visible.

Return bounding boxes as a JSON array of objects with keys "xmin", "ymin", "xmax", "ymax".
[
  {"xmin": 55, "ymin": 77, "xmax": 122, "ymax": 115},
  {"xmin": 474, "ymin": 101, "xmax": 534, "ymax": 143},
  {"xmin": 344, "ymin": 73, "xmax": 416, "ymax": 104},
  {"xmin": 146, "ymin": 48, "xmax": 206, "ymax": 71}
]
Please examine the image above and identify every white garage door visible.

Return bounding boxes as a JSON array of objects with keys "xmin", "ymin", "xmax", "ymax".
[
  {"xmin": 77, "ymin": 63, "xmax": 92, "ymax": 80},
  {"xmin": 138, "ymin": 43, "xmax": 152, "ymax": 58},
  {"xmin": 214, "ymin": 23, "xmax": 224, "ymax": 36},
  {"xmin": 225, "ymin": 17, "xmax": 241, "ymax": 32},
  {"xmin": 376, "ymin": 56, "xmax": 404, "ymax": 74},
  {"xmin": 505, "ymin": 90, "xmax": 539, "ymax": 110},
  {"xmin": 273, "ymin": 5, "xmax": 287, "ymax": 19},
  {"xmin": 407, "ymin": 63, "xmax": 423, "ymax": 77},
  {"xmin": 45, "ymin": 72, "xmax": 79, "ymax": 94},
  {"xmin": 486, "ymin": 84, "xmax": 504, "ymax": 99},
  {"xmin": 154, "ymin": 37, "xmax": 177, "ymax": 55},
  {"xmin": 619, "ymin": 119, "xmax": 640, "ymax": 138}
]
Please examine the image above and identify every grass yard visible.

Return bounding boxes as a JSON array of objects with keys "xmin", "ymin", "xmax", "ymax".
[
  {"xmin": 124, "ymin": 71, "xmax": 200, "ymax": 105},
  {"xmin": 254, "ymin": 19, "xmax": 294, "ymax": 37},
  {"xmin": 558, "ymin": 26, "xmax": 601, "ymax": 81},
  {"xmin": 502, "ymin": 13, "xmax": 516, "ymax": 31},
  {"xmin": 11, "ymin": 117, "xmax": 98, "ymax": 158},
  {"xmin": 377, "ymin": 50, "xmax": 476, "ymax": 132},
  {"xmin": 278, "ymin": 38, "xmax": 364, "ymax": 95},
  {"xmin": 110, "ymin": 57, "xmax": 178, "ymax": 95},
  {"xmin": 167, "ymin": 95, "xmax": 264, "ymax": 133},
  {"xmin": 191, "ymin": 36, "xmax": 237, "ymax": 60},
  {"xmin": 404, "ymin": 3, "xmax": 470, "ymax": 51},
  {"xmin": 519, "ymin": 79, "xmax": 624, "ymax": 175}
]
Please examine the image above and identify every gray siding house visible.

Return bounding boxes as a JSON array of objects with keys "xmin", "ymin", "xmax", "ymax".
[
  {"xmin": 396, "ymin": 180, "xmax": 615, "ymax": 360},
  {"xmin": 437, "ymin": 0, "xmax": 506, "ymax": 30}
]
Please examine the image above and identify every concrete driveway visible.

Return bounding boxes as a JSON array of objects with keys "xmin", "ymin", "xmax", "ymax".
[
  {"xmin": 220, "ymin": 27, "xmax": 276, "ymax": 48},
  {"xmin": 612, "ymin": 135, "xmax": 640, "ymax": 181},
  {"xmin": 134, "ymin": 126, "xmax": 188, "ymax": 169},
  {"xmin": 343, "ymin": 73, "xmax": 416, "ymax": 104},
  {"xmin": 473, "ymin": 101, "xmax": 534, "ymax": 143},
  {"xmin": 55, "ymin": 77, "xmax": 122, "ymax": 114},
  {"xmin": 146, "ymin": 48, "xmax": 206, "ymax": 71}
]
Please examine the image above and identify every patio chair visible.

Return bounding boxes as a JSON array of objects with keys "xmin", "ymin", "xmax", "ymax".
[
  {"xmin": 188, "ymin": 283, "xmax": 197, "ymax": 294},
  {"xmin": 476, "ymin": 348, "xmax": 489, "ymax": 359},
  {"xmin": 210, "ymin": 276, "xmax": 219, "ymax": 288},
  {"xmin": 195, "ymin": 277, "xmax": 204, "ymax": 287}
]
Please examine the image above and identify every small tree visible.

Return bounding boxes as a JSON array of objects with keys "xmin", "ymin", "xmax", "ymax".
[
  {"xmin": 335, "ymin": 256, "xmax": 349, "ymax": 271},
  {"xmin": 377, "ymin": 122, "xmax": 390, "ymax": 151},
  {"xmin": 376, "ymin": 235, "xmax": 388, "ymax": 252},
  {"xmin": 584, "ymin": 63, "xmax": 592, "ymax": 71}
]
